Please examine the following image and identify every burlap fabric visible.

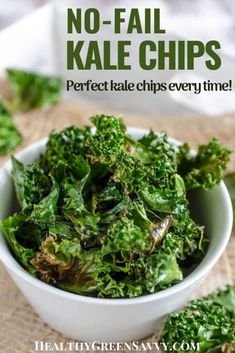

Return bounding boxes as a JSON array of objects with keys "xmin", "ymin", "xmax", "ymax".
[{"xmin": 0, "ymin": 97, "xmax": 235, "ymax": 353}]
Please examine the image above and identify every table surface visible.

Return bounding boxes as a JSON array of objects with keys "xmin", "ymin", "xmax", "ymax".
[{"xmin": 0, "ymin": 97, "xmax": 235, "ymax": 352}]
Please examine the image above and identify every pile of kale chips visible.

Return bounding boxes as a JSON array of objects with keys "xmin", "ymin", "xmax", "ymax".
[
  {"xmin": 161, "ymin": 285, "xmax": 235, "ymax": 353},
  {"xmin": 0, "ymin": 115, "xmax": 230, "ymax": 298}
]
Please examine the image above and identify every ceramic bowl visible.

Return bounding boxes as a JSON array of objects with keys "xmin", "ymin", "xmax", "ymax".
[{"xmin": 0, "ymin": 128, "xmax": 233, "ymax": 342}]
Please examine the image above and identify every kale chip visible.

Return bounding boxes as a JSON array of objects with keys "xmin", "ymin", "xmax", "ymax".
[
  {"xmin": 0, "ymin": 100, "xmax": 22, "ymax": 155},
  {"xmin": 161, "ymin": 285, "xmax": 235, "ymax": 353},
  {"xmin": 7, "ymin": 68, "xmax": 62, "ymax": 111},
  {"xmin": 178, "ymin": 139, "xmax": 230, "ymax": 190}
]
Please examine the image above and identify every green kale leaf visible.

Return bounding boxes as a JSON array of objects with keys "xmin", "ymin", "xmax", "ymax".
[
  {"xmin": 178, "ymin": 138, "xmax": 230, "ymax": 190},
  {"xmin": 7, "ymin": 68, "xmax": 62, "ymax": 111},
  {"xmin": 161, "ymin": 285, "xmax": 235, "ymax": 353},
  {"xmin": 0, "ymin": 213, "xmax": 36, "ymax": 273},
  {"xmin": 29, "ymin": 176, "xmax": 60, "ymax": 228},
  {"xmin": 11, "ymin": 156, "xmax": 50, "ymax": 211},
  {"xmin": 88, "ymin": 114, "xmax": 126, "ymax": 165},
  {"xmin": 31, "ymin": 236, "xmax": 82, "ymax": 283},
  {"xmin": 0, "ymin": 100, "xmax": 22, "ymax": 155},
  {"xmin": 40, "ymin": 126, "xmax": 92, "ymax": 173}
]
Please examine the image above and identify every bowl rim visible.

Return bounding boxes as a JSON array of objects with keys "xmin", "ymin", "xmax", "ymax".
[{"xmin": 0, "ymin": 127, "xmax": 233, "ymax": 306}]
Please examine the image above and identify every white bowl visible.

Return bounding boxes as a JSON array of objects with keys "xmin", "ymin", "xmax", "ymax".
[{"xmin": 0, "ymin": 128, "xmax": 233, "ymax": 342}]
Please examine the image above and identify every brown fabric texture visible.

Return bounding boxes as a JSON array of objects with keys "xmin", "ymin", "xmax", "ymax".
[{"xmin": 0, "ymin": 99, "xmax": 235, "ymax": 352}]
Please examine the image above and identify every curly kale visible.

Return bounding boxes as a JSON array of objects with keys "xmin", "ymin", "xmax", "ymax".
[
  {"xmin": 161, "ymin": 285, "xmax": 235, "ymax": 353},
  {"xmin": 178, "ymin": 138, "xmax": 230, "ymax": 190},
  {"xmin": 7, "ymin": 68, "xmax": 62, "ymax": 111},
  {"xmin": 0, "ymin": 115, "xmax": 230, "ymax": 298},
  {"xmin": 0, "ymin": 100, "xmax": 22, "ymax": 155},
  {"xmin": 39, "ymin": 126, "xmax": 92, "ymax": 173},
  {"xmin": 11, "ymin": 157, "xmax": 50, "ymax": 211}
]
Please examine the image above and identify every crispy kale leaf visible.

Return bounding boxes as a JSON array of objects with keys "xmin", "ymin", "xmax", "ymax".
[
  {"xmin": 178, "ymin": 138, "xmax": 230, "ymax": 190},
  {"xmin": 31, "ymin": 236, "xmax": 82, "ymax": 284},
  {"xmin": 0, "ymin": 115, "xmax": 230, "ymax": 298},
  {"xmin": 0, "ymin": 101, "xmax": 22, "ymax": 155},
  {"xmin": 89, "ymin": 114, "xmax": 126, "ymax": 164},
  {"xmin": 7, "ymin": 68, "xmax": 62, "ymax": 111},
  {"xmin": 11, "ymin": 156, "xmax": 50, "ymax": 211},
  {"xmin": 29, "ymin": 176, "xmax": 60, "ymax": 228},
  {"xmin": 160, "ymin": 285, "xmax": 235, "ymax": 353},
  {"xmin": 39, "ymin": 126, "xmax": 92, "ymax": 173},
  {"xmin": 0, "ymin": 213, "xmax": 37, "ymax": 274}
]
